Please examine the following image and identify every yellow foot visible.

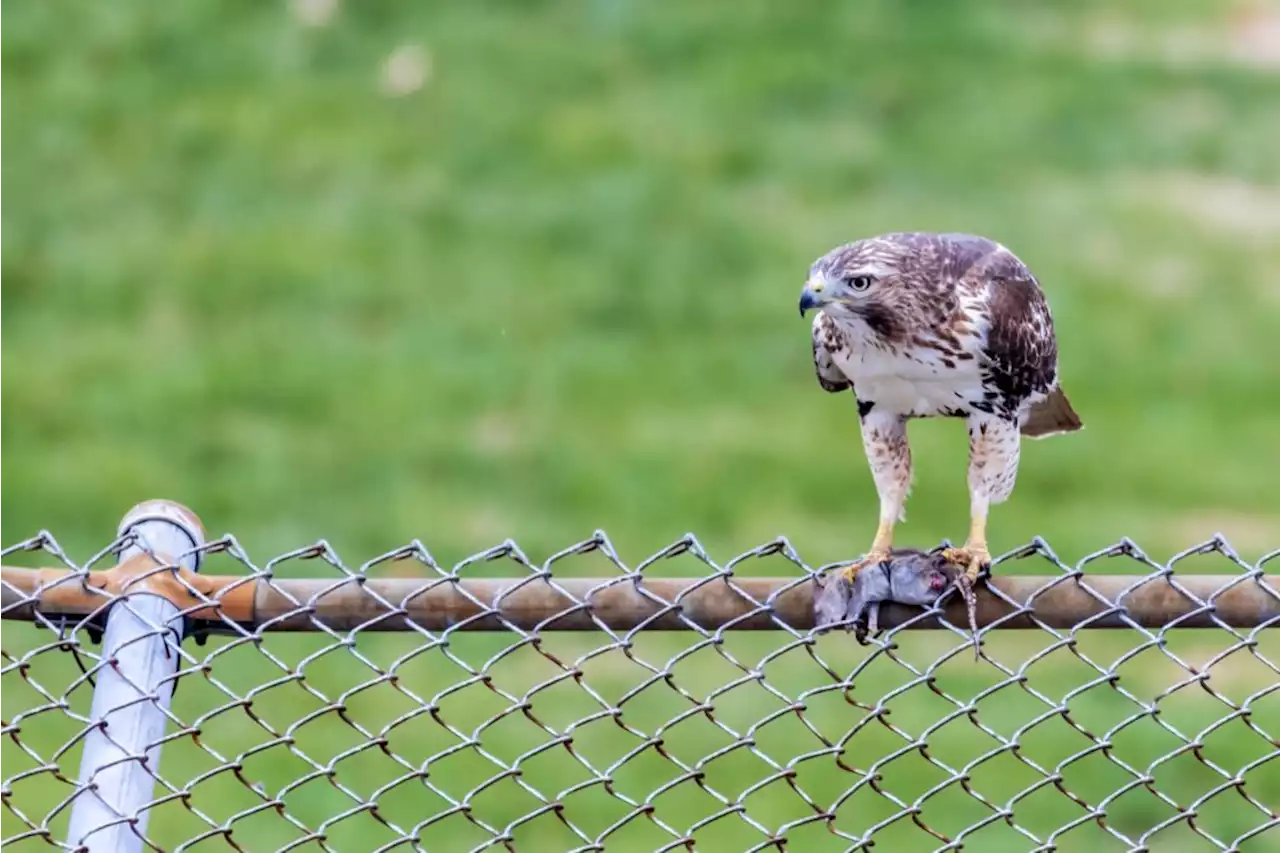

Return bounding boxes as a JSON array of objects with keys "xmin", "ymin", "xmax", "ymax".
[
  {"xmin": 840, "ymin": 548, "xmax": 894, "ymax": 582},
  {"xmin": 941, "ymin": 546, "xmax": 991, "ymax": 584}
]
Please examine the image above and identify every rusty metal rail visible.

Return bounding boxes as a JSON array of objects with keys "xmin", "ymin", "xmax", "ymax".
[{"xmin": 3, "ymin": 562, "xmax": 1279, "ymax": 633}]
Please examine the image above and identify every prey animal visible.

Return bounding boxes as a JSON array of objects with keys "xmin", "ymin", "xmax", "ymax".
[
  {"xmin": 813, "ymin": 548, "xmax": 980, "ymax": 655},
  {"xmin": 799, "ymin": 232, "xmax": 1082, "ymax": 587}
]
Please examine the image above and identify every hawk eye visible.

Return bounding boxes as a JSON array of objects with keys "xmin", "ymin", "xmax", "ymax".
[{"xmin": 845, "ymin": 275, "xmax": 874, "ymax": 291}]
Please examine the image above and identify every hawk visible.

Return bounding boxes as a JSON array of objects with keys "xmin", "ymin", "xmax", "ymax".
[{"xmin": 798, "ymin": 232, "xmax": 1082, "ymax": 585}]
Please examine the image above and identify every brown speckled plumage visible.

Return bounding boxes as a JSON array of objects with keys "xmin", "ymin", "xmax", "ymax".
[
  {"xmin": 799, "ymin": 232, "xmax": 1082, "ymax": 577},
  {"xmin": 806, "ymin": 232, "xmax": 1076, "ymax": 426}
]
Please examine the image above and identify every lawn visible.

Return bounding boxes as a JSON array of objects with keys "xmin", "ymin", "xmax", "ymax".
[{"xmin": 3, "ymin": 1, "xmax": 1278, "ymax": 850}]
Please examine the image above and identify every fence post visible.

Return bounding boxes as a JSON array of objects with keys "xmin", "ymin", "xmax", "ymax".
[{"xmin": 65, "ymin": 500, "xmax": 205, "ymax": 853}]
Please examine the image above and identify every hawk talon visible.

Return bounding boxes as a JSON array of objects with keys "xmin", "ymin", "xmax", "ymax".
[
  {"xmin": 940, "ymin": 547, "xmax": 991, "ymax": 585},
  {"xmin": 840, "ymin": 548, "xmax": 893, "ymax": 583}
]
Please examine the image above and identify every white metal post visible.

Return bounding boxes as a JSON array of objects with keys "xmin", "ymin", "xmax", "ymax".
[{"xmin": 66, "ymin": 500, "xmax": 205, "ymax": 853}]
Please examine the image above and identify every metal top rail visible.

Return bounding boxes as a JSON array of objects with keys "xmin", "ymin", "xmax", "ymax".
[{"xmin": 0, "ymin": 499, "xmax": 1274, "ymax": 630}]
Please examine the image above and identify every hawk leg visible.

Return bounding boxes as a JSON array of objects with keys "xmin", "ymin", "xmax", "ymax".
[
  {"xmin": 944, "ymin": 414, "xmax": 1019, "ymax": 582},
  {"xmin": 941, "ymin": 515, "xmax": 990, "ymax": 584},
  {"xmin": 839, "ymin": 520, "xmax": 895, "ymax": 582},
  {"xmin": 843, "ymin": 409, "xmax": 911, "ymax": 582}
]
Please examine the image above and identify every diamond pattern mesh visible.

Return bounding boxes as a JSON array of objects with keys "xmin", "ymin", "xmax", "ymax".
[{"xmin": 3, "ymin": 531, "xmax": 1277, "ymax": 852}]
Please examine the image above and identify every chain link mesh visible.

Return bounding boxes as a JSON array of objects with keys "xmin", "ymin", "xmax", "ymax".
[{"xmin": 3, "ymin": 531, "xmax": 1278, "ymax": 852}]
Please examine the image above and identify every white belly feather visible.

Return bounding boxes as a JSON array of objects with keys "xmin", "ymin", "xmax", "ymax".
[{"xmin": 830, "ymin": 338, "xmax": 986, "ymax": 418}]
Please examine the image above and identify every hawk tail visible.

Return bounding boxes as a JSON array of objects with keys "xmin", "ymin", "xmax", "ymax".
[{"xmin": 1021, "ymin": 387, "xmax": 1083, "ymax": 438}]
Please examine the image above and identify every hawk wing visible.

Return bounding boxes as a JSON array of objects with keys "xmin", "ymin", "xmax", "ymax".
[
  {"xmin": 811, "ymin": 312, "xmax": 853, "ymax": 393},
  {"xmin": 974, "ymin": 248, "xmax": 1060, "ymax": 412}
]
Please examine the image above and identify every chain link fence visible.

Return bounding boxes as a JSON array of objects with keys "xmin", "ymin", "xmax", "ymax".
[{"xmin": 3, "ymin": 502, "xmax": 1278, "ymax": 853}]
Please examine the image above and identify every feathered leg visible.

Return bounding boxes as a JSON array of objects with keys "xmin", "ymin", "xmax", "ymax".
[
  {"xmin": 842, "ymin": 408, "xmax": 911, "ymax": 581},
  {"xmin": 944, "ymin": 414, "xmax": 1020, "ymax": 582}
]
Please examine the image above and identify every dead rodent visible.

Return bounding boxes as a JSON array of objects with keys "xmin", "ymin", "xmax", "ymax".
[{"xmin": 814, "ymin": 548, "xmax": 980, "ymax": 656}]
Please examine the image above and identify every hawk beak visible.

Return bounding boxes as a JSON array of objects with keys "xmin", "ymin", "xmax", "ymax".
[{"xmin": 798, "ymin": 285, "xmax": 822, "ymax": 317}]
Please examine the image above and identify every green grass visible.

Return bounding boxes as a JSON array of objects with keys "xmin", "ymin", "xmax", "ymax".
[{"xmin": 3, "ymin": 1, "xmax": 1278, "ymax": 850}]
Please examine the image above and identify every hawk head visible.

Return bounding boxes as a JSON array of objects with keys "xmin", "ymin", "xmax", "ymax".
[{"xmin": 798, "ymin": 232, "xmax": 997, "ymax": 344}]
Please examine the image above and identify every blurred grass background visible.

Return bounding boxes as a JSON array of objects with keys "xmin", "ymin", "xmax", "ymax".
[{"xmin": 3, "ymin": 0, "xmax": 1278, "ymax": 850}]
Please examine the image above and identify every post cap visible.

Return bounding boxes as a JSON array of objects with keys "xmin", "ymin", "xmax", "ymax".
[{"xmin": 118, "ymin": 500, "xmax": 207, "ymax": 572}]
